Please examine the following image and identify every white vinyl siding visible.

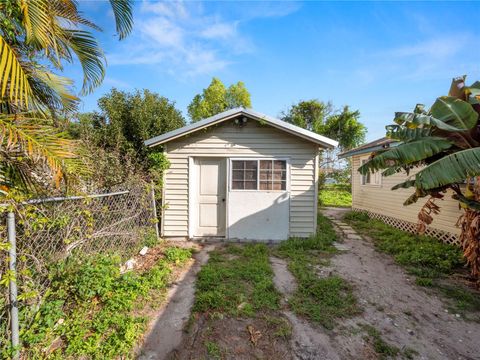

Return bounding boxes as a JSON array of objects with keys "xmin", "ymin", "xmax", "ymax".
[
  {"xmin": 162, "ymin": 120, "xmax": 319, "ymax": 238},
  {"xmin": 351, "ymin": 154, "xmax": 461, "ymax": 236}
]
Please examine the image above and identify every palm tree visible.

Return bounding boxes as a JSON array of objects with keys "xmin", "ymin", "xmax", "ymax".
[
  {"xmin": 359, "ymin": 76, "xmax": 480, "ymax": 282},
  {"xmin": 0, "ymin": 0, "xmax": 133, "ymax": 195}
]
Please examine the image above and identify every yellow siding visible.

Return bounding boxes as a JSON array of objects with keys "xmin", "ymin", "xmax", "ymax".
[
  {"xmin": 162, "ymin": 120, "xmax": 319, "ymax": 238},
  {"xmin": 351, "ymin": 154, "xmax": 461, "ymax": 236}
]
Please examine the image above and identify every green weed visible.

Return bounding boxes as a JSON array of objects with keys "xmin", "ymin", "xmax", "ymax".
[
  {"xmin": 164, "ymin": 247, "xmax": 192, "ymax": 264},
  {"xmin": 205, "ymin": 341, "xmax": 222, "ymax": 359},
  {"xmin": 276, "ymin": 214, "xmax": 359, "ymax": 329},
  {"xmin": 361, "ymin": 324, "xmax": 400, "ymax": 359},
  {"xmin": 193, "ymin": 244, "xmax": 280, "ymax": 317},
  {"xmin": 20, "ymin": 246, "xmax": 192, "ymax": 359}
]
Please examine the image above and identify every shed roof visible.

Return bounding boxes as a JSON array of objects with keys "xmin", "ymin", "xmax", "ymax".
[
  {"xmin": 338, "ymin": 137, "xmax": 398, "ymax": 158},
  {"xmin": 144, "ymin": 107, "xmax": 338, "ymax": 149}
]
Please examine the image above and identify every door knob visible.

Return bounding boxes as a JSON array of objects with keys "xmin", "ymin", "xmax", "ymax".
[{"xmin": 222, "ymin": 198, "xmax": 225, "ymax": 202}]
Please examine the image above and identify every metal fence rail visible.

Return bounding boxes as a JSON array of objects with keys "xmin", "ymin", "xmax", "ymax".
[{"xmin": 0, "ymin": 183, "xmax": 158, "ymax": 358}]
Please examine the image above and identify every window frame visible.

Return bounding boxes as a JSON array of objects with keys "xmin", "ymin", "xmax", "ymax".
[
  {"xmin": 229, "ymin": 158, "xmax": 290, "ymax": 192},
  {"xmin": 360, "ymin": 157, "xmax": 382, "ymax": 187}
]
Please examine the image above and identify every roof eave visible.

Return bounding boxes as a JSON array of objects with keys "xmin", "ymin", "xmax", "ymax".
[{"xmin": 144, "ymin": 108, "xmax": 338, "ymax": 149}]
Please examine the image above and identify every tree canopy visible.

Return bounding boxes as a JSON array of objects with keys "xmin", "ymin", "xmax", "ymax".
[
  {"xmin": 71, "ymin": 88, "xmax": 185, "ymax": 165},
  {"xmin": 187, "ymin": 78, "xmax": 251, "ymax": 122},
  {"xmin": 281, "ymin": 100, "xmax": 366, "ymax": 151}
]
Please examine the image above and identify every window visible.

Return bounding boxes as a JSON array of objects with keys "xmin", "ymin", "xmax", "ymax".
[
  {"xmin": 231, "ymin": 159, "xmax": 287, "ymax": 191},
  {"xmin": 361, "ymin": 159, "xmax": 381, "ymax": 186},
  {"xmin": 260, "ymin": 160, "xmax": 286, "ymax": 190},
  {"xmin": 232, "ymin": 160, "xmax": 257, "ymax": 190}
]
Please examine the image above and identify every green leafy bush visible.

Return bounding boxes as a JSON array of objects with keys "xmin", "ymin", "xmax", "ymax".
[{"xmin": 19, "ymin": 246, "xmax": 191, "ymax": 359}]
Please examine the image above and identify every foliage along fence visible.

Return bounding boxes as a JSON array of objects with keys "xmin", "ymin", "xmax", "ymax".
[{"xmin": 0, "ymin": 183, "xmax": 158, "ymax": 357}]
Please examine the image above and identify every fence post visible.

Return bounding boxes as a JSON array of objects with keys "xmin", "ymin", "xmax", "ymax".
[
  {"xmin": 7, "ymin": 211, "xmax": 20, "ymax": 359},
  {"xmin": 150, "ymin": 182, "xmax": 160, "ymax": 239}
]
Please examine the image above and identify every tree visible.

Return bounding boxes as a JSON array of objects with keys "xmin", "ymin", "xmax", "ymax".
[
  {"xmin": 281, "ymin": 100, "xmax": 365, "ymax": 152},
  {"xmin": 358, "ymin": 75, "xmax": 480, "ymax": 282},
  {"xmin": 187, "ymin": 78, "xmax": 252, "ymax": 122},
  {"xmin": 0, "ymin": 0, "xmax": 133, "ymax": 195},
  {"xmin": 281, "ymin": 100, "xmax": 332, "ymax": 134},
  {"xmin": 322, "ymin": 106, "xmax": 365, "ymax": 151},
  {"xmin": 69, "ymin": 89, "xmax": 185, "ymax": 188}
]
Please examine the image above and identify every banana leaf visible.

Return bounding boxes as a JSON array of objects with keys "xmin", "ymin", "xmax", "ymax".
[
  {"xmin": 358, "ymin": 137, "xmax": 453, "ymax": 175},
  {"xmin": 415, "ymin": 147, "xmax": 480, "ymax": 190}
]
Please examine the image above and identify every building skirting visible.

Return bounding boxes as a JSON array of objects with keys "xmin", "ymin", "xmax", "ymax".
[{"xmin": 352, "ymin": 208, "xmax": 460, "ymax": 246}]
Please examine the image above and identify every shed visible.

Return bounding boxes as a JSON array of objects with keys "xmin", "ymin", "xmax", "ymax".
[
  {"xmin": 145, "ymin": 108, "xmax": 338, "ymax": 241},
  {"xmin": 340, "ymin": 138, "xmax": 462, "ymax": 245}
]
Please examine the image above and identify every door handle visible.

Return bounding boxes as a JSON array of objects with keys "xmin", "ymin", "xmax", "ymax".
[{"xmin": 222, "ymin": 198, "xmax": 225, "ymax": 202}]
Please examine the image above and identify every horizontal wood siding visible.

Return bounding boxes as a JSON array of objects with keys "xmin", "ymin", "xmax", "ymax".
[
  {"xmin": 351, "ymin": 154, "xmax": 461, "ymax": 236},
  {"xmin": 162, "ymin": 120, "xmax": 319, "ymax": 238}
]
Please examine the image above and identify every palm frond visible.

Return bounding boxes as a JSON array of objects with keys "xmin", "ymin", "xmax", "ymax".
[
  {"xmin": 0, "ymin": 113, "xmax": 82, "ymax": 190},
  {"xmin": 109, "ymin": 0, "xmax": 134, "ymax": 40},
  {"xmin": 415, "ymin": 148, "xmax": 480, "ymax": 190},
  {"xmin": 0, "ymin": 35, "xmax": 33, "ymax": 107},
  {"xmin": 358, "ymin": 137, "xmax": 453, "ymax": 175},
  {"xmin": 61, "ymin": 29, "xmax": 105, "ymax": 95},
  {"xmin": 30, "ymin": 67, "xmax": 78, "ymax": 112}
]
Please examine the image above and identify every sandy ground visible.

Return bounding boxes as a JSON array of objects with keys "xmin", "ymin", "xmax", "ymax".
[
  {"xmin": 138, "ymin": 211, "xmax": 480, "ymax": 360},
  {"xmin": 136, "ymin": 243, "xmax": 215, "ymax": 360},
  {"xmin": 313, "ymin": 207, "xmax": 480, "ymax": 360}
]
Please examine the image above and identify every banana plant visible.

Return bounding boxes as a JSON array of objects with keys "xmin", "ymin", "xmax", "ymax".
[{"xmin": 358, "ymin": 75, "xmax": 480, "ymax": 281}]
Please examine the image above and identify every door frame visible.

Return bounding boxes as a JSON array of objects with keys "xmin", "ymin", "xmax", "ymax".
[{"xmin": 188, "ymin": 156, "xmax": 229, "ymax": 238}]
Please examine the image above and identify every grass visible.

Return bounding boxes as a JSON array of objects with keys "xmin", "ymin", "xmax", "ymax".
[
  {"xmin": 360, "ymin": 324, "xmax": 418, "ymax": 359},
  {"xmin": 193, "ymin": 243, "xmax": 280, "ymax": 317},
  {"xmin": 276, "ymin": 214, "xmax": 360, "ymax": 329},
  {"xmin": 205, "ymin": 341, "xmax": 222, "ymax": 359},
  {"xmin": 319, "ymin": 184, "xmax": 352, "ymax": 208},
  {"xmin": 344, "ymin": 211, "xmax": 480, "ymax": 315}
]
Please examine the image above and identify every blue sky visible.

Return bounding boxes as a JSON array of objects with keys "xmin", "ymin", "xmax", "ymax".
[{"xmin": 73, "ymin": 1, "xmax": 480, "ymax": 141}]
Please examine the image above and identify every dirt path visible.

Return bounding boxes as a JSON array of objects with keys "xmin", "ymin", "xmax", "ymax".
[
  {"xmin": 137, "ymin": 244, "xmax": 215, "ymax": 360},
  {"xmin": 270, "ymin": 257, "xmax": 340, "ymax": 360},
  {"xmin": 317, "ymin": 207, "xmax": 480, "ymax": 360}
]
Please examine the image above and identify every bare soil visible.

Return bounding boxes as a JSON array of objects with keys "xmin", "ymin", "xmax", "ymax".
[
  {"xmin": 318, "ymin": 207, "xmax": 480, "ymax": 360},
  {"xmin": 167, "ymin": 312, "xmax": 293, "ymax": 360}
]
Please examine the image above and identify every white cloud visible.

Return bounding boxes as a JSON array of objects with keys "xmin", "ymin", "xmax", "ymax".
[
  {"xmin": 350, "ymin": 33, "xmax": 479, "ymax": 84},
  {"xmin": 107, "ymin": 0, "xmax": 299, "ymax": 77},
  {"xmin": 200, "ymin": 22, "xmax": 237, "ymax": 40}
]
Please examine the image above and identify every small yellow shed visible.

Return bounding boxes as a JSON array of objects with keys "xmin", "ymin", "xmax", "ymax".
[
  {"xmin": 340, "ymin": 138, "xmax": 462, "ymax": 245},
  {"xmin": 145, "ymin": 108, "xmax": 338, "ymax": 241}
]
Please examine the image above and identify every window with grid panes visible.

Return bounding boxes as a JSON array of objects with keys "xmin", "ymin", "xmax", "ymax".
[
  {"xmin": 231, "ymin": 159, "xmax": 287, "ymax": 191},
  {"xmin": 259, "ymin": 160, "xmax": 286, "ymax": 190},
  {"xmin": 231, "ymin": 160, "xmax": 258, "ymax": 190}
]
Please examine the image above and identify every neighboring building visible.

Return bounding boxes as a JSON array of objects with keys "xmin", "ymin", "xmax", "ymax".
[
  {"xmin": 340, "ymin": 138, "xmax": 462, "ymax": 245},
  {"xmin": 145, "ymin": 108, "xmax": 338, "ymax": 241}
]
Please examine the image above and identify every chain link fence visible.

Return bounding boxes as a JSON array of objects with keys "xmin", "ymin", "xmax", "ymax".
[{"xmin": 0, "ymin": 182, "xmax": 159, "ymax": 357}]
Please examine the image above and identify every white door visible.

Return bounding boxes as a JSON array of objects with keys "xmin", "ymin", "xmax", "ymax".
[{"xmin": 194, "ymin": 158, "xmax": 226, "ymax": 237}]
